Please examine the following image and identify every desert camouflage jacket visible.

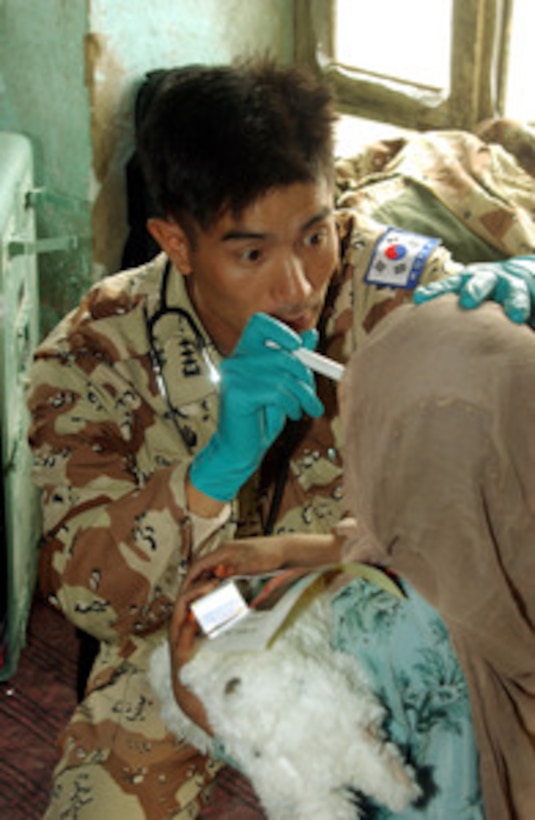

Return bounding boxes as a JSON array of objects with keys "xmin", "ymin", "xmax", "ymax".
[
  {"xmin": 27, "ymin": 130, "xmax": 535, "ymax": 667},
  {"xmin": 26, "ymin": 217, "xmax": 452, "ymax": 651}
]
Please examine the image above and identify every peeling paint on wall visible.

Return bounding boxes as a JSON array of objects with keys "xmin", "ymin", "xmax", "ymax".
[
  {"xmin": 1, "ymin": 0, "xmax": 293, "ymax": 332},
  {"xmin": 88, "ymin": 0, "xmax": 294, "ymax": 275},
  {"xmin": 85, "ymin": 30, "xmax": 131, "ymax": 273}
]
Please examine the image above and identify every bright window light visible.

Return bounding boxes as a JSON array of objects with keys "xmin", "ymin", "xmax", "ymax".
[
  {"xmin": 504, "ymin": 0, "xmax": 535, "ymax": 122},
  {"xmin": 335, "ymin": 0, "xmax": 453, "ymax": 91}
]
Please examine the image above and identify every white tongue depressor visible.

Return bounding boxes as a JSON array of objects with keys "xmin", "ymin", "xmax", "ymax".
[
  {"xmin": 292, "ymin": 346, "xmax": 345, "ymax": 382},
  {"xmin": 266, "ymin": 340, "xmax": 345, "ymax": 382}
]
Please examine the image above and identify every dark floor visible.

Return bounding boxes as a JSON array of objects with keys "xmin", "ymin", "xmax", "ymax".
[{"xmin": 0, "ymin": 593, "xmax": 78, "ymax": 819}]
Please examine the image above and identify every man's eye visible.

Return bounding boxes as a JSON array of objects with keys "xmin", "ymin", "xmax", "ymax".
[
  {"xmin": 304, "ymin": 229, "xmax": 327, "ymax": 248},
  {"xmin": 240, "ymin": 248, "xmax": 263, "ymax": 262}
]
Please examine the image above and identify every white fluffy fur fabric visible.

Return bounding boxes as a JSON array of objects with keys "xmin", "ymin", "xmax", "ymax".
[{"xmin": 149, "ymin": 594, "xmax": 421, "ymax": 819}]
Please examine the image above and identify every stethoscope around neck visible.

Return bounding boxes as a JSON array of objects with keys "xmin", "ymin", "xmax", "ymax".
[
  {"xmin": 143, "ymin": 260, "xmax": 323, "ymax": 535},
  {"xmin": 143, "ymin": 259, "xmax": 330, "ymax": 535},
  {"xmin": 143, "ymin": 258, "xmax": 221, "ymax": 450}
]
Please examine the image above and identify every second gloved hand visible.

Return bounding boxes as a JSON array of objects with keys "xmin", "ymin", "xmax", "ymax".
[
  {"xmin": 413, "ymin": 256, "xmax": 535, "ymax": 326},
  {"xmin": 189, "ymin": 313, "xmax": 324, "ymax": 502}
]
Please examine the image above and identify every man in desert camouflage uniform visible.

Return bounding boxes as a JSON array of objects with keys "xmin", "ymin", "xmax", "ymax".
[{"xmin": 27, "ymin": 61, "xmax": 535, "ymax": 818}]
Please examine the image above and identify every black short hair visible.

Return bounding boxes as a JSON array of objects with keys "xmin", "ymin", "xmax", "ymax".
[{"xmin": 137, "ymin": 59, "xmax": 337, "ymax": 234}]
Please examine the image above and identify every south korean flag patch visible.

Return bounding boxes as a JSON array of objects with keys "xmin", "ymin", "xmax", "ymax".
[{"xmin": 365, "ymin": 227, "xmax": 440, "ymax": 289}]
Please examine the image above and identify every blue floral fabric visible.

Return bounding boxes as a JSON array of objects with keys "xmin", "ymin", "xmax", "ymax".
[{"xmin": 331, "ymin": 579, "xmax": 483, "ymax": 819}]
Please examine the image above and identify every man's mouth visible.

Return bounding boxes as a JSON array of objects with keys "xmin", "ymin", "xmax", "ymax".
[{"xmin": 278, "ymin": 307, "xmax": 319, "ymax": 332}]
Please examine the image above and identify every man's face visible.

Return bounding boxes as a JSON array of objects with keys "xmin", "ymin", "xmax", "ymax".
[{"xmin": 171, "ymin": 179, "xmax": 338, "ymax": 355}]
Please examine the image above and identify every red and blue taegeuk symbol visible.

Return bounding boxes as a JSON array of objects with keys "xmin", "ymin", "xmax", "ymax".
[{"xmin": 384, "ymin": 242, "xmax": 407, "ymax": 261}]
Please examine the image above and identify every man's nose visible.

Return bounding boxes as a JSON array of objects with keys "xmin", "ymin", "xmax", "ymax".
[{"xmin": 273, "ymin": 255, "xmax": 312, "ymax": 304}]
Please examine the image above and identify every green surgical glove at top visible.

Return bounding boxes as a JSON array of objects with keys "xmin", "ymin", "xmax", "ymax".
[
  {"xmin": 414, "ymin": 256, "xmax": 535, "ymax": 326},
  {"xmin": 189, "ymin": 312, "xmax": 324, "ymax": 503}
]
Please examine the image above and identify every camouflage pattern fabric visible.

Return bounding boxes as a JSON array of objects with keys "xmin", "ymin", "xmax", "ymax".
[
  {"xmin": 27, "ymin": 130, "xmax": 535, "ymax": 818},
  {"xmin": 335, "ymin": 129, "xmax": 535, "ymax": 262}
]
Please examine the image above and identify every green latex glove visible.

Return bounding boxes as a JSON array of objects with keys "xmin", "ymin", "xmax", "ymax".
[
  {"xmin": 413, "ymin": 257, "xmax": 535, "ymax": 326},
  {"xmin": 189, "ymin": 313, "xmax": 324, "ymax": 502}
]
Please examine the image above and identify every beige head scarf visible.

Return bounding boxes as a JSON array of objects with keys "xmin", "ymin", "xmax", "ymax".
[{"xmin": 340, "ymin": 295, "xmax": 535, "ymax": 819}]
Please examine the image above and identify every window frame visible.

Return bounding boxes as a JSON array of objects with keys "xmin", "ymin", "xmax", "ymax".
[{"xmin": 294, "ymin": 0, "xmax": 513, "ymax": 132}]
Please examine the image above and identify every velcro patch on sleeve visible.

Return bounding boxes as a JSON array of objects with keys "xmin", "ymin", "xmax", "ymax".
[{"xmin": 365, "ymin": 227, "xmax": 440, "ymax": 289}]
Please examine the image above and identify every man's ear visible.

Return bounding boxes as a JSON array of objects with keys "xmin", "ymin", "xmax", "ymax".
[{"xmin": 147, "ymin": 218, "xmax": 193, "ymax": 274}]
